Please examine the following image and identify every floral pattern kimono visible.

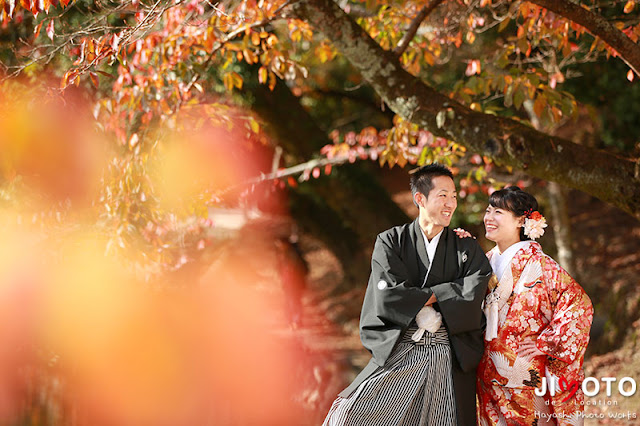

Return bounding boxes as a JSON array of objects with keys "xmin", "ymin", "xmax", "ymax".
[{"xmin": 477, "ymin": 242, "xmax": 593, "ymax": 426}]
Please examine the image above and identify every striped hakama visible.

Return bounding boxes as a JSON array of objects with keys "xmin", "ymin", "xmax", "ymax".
[{"xmin": 323, "ymin": 325, "xmax": 456, "ymax": 426}]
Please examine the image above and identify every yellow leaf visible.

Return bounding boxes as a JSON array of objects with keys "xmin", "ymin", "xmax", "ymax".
[
  {"xmin": 258, "ymin": 66, "xmax": 268, "ymax": 84},
  {"xmin": 291, "ymin": 28, "xmax": 301, "ymax": 43},
  {"xmin": 223, "ymin": 73, "xmax": 232, "ymax": 91},
  {"xmin": 249, "ymin": 118, "xmax": 260, "ymax": 133},
  {"xmin": 231, "ymin": 71, "xmax": 243, "ymax": 90}
]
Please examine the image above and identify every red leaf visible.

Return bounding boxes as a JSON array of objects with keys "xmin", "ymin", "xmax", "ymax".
[
  {"xmin": 46, "ymin": 19, "xmax": 54, "ymax": 41},
  {"xmin": 6, "ymin": 0, "xmax": 16, "ymax": 18},
  {"xmin": 324, "ymin": 164, "xmax": 332, "ymax": 175}
]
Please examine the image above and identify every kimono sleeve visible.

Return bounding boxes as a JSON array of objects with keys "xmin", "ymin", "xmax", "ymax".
[
  {"xmin": 360, "ymin": 234, "xmax": 432, "ymax": 362},
  {"xmin": 536, "ymin": 261, "xmax": 593, "ymax": 364},
  {"xmin": 429, "ymin": 240, "xmax": 492, "ymax": 336}
]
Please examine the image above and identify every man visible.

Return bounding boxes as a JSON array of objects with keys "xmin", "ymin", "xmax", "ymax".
[{"xmin": 323, "ymin": 163, "xmax": 492, "ymax": 425}]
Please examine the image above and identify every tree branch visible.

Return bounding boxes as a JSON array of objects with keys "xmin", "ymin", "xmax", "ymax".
[
  {"xmin": 393, "ymin": 0, "xmax": 445, "ymax": 57},
  {"xmin": 292, "ymin": 0, "xmax": 640, "ymax": 219},
  {"xmin": 215, "ymin": 150, "xmax": 374, "ymax": 200},
  {"xmin": 528, "ymin": 0, "xmax": 640, "ymax": 76}
]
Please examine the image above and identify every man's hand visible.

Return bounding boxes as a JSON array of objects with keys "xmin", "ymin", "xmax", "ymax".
[{"xmin": 424, "ymin": 293, "xmax": 437, "ymax": 306}]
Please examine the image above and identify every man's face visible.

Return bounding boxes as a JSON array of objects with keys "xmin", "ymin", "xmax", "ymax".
[{"xmin": 415, "ymin": 175, "xmax": 458, "ymax": 228}]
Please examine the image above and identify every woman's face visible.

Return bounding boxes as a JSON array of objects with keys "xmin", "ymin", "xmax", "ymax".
[{"xmin": 484, "ymin": 205, "xmax": 524, "ymax": 247}]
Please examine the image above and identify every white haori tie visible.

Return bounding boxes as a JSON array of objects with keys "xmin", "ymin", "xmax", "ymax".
[{"xmin": 411, "ymin": 305, "xmax": 443, "ymax": 342}]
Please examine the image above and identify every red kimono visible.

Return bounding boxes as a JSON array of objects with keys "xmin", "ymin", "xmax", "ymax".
[{"xmin": 477, "ymin": 242, "xmax": 593, "ymax": 425}]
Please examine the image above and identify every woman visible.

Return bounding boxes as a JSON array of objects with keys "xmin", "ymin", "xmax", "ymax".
[{"xmin": 476, "ymin": 186, "xmax": 593, "ymax": 425}]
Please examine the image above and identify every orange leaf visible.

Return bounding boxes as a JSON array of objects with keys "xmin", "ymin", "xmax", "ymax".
[
  {"xmin": 34, "ymin": 21, "xmax": 43, "ymax": 38},
  {"xmin": 533, "ymin": 95, "xmax": 546, "ymax": 118},
  {"xmin": 466, "ymin": 31, "xmax": 476, "ymax": 44},
  {"xmin": 268, "ymin": 71, "xmax": 276, "ymax": 91},
  {"xmin": 627, "ymin": 69, "xmax": 635, "ymax": 81},
  {"xmin": 624, "ymin": 0, "xmax": 635, "ymax": 13},
  {"xmin": 61, "ymin": 69, "xmax": 77, "ymax": 88},
  {"xmin": 89, "ymin": 71, "xmax": 99, "ymax": 88},
  {"xmin": 251, "ymin": 31, "xmax": 260, "ymax": 46}
]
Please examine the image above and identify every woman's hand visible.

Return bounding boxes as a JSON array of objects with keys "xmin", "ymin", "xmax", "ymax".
[
  {"xmin": 453, "ymin": 228, "xmax": 474, "ymax": 239},
  {"xmin": 517, "ymin": 340, "xmax": 545, "ymax": 359}
]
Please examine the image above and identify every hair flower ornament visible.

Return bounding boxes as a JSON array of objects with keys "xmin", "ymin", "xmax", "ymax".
[{"xmin": 524, "ymin": 210, "xmax": 547, "ymax": 240}]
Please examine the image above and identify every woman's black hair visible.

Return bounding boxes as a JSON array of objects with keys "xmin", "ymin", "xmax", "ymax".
[{"xmin": 488, "ymin": 186, "xmax": 539, "ymax": 241}]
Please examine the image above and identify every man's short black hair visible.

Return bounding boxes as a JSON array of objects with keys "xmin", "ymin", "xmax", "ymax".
[{"xmin": 409, "ymin": 163, "xmax": 454, "ymax": 202}]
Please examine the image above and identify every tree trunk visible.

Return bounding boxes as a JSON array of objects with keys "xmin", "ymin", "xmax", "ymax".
[{"xmin": 546, "ymin": 182, "xmax": 577, "ymax": 277}]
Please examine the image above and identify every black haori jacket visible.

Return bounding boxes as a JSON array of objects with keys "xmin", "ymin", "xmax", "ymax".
[{"xmin": 339, "ymin": 220, "xmax": 491, "ymax": 425}]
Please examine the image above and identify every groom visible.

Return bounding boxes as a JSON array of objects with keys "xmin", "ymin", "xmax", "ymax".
[{"xmin": 324, "ymin": 163, "xmax": 491, "ymax": 425}]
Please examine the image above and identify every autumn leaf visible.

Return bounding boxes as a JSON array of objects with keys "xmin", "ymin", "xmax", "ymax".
[
  {"xmin": 129, "ymin": 133, "xmax": 139, "ymax": 148},
  {"xmin": 46, "ymin": 19, "xmax": 54, "ymax": 41},
  {"xmin": 627, "ymin": 69, "xmax": 635, "ymax": 81},
  {"xmin": 34, "ymin": 21, "xmax": 43, "ymax": 38},
  {"xmin": 248, "ymin": 117, "xmax": 259, "ymax": 133},
  {"xmin": 465, "ymin": 59, "xmax": 481, "ymax": 76},
  {"xmin": 624, "ymin": 0, "xmax": 635, "ymax": 13},
  {"xmin": 89, "ymin": 72, "xmax": 99, "ymax": 88},
  {"xmin": 251, "ymin": 31, "xmax": 260, "ymax": 46},
  {"xmin": 533, "ymin": 95, "xmax": 546, "ymax": 118},
  {"xmin": 258, "ymin": 66, "xmax": 268, "ymax": 84},
  {"xmin": 5, "ymin": 0, "xmax": 16, "ymax": 18}
]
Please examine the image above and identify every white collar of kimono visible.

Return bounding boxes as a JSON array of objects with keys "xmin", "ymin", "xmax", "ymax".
[
  {"xmin": 420, "ymin": 227, "xmax": 443, "ymax": 274},
  {"xmin": 490, "ymin": 240, "xmax": 532, "ymax": 281}
]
